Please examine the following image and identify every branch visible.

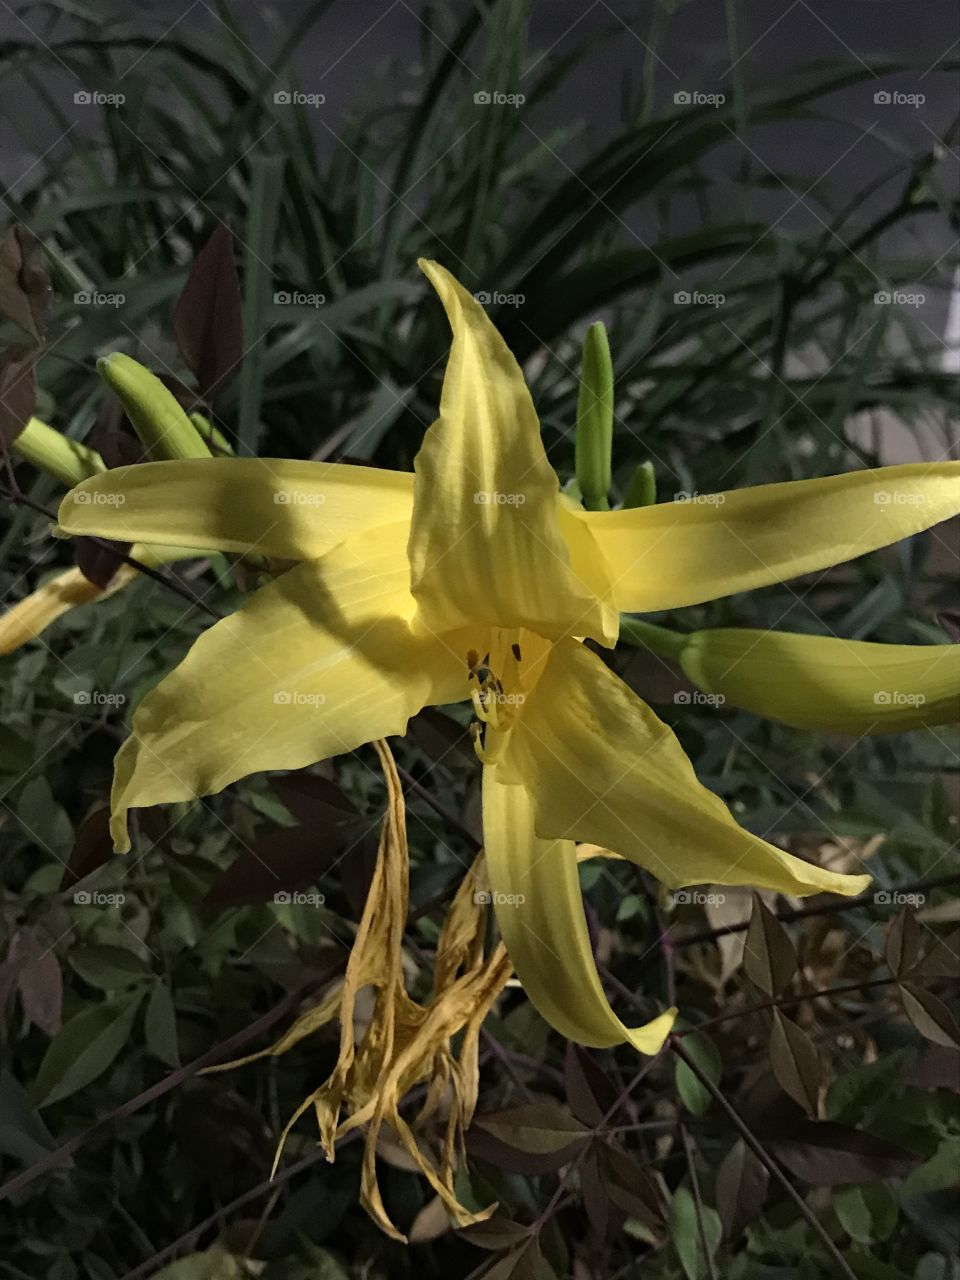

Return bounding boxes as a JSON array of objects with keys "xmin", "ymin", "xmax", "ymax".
[
  {"xmin": 1, "ymin": 487, "xmax": 222, "ymax": 621},
  {"xmin": 670, "ymin": 1037, "xmax": 857, "ymax": 1280},
  {"xmin": 671, "ymin": 872, "xmax": 960, "ymax": 950}
]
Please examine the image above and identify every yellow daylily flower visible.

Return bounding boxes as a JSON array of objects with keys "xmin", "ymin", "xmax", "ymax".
[{"xmin": 58, "ymin": 260, "xmax": 960, "ymax": 1059}]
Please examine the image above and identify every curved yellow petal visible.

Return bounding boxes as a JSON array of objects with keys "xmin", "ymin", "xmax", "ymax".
[
  {"xmin": 574, "ymin": 462, "xmax": 960, "ymax": 612},
  {"xmin": 409, "ymin": 261, "xmax": 615, "ymax": 645},
  {"xmin": 0, "ymin": 564, "xmax": 137, "ymax": 655},
  {"xmin": 482, "ymin": 766, "xmax": 676, "ymax": 1052},
  {"xmin": 500, "ymin": 638, "xmax": 871, "ymax": 897},
  {"xmin": 678, "ymin": 629, "xmax": 960, "ymax": 734},
  {"xmin": 58, "ymin": 458, "xmax": 415, "ymax": 560},
  {"xmin": 109, "ymin": 521, "xmax": 474, "ymax": 851}
]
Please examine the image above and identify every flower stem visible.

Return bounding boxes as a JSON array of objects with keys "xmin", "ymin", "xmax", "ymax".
[{"xmin": 618, "ymin": 616, "xmax": 687, "ymax": 660}]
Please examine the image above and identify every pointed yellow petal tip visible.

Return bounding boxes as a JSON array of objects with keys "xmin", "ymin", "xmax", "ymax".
[{"xmin": 626, "ymin": 1005, "xmax": 678, "ymax": 1057}]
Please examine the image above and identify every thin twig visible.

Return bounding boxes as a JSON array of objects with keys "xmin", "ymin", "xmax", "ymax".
[
  {"xmin": 670, "ymin": 1037, "xmax": 858, "ymax": 1280},
  {"xmin": 679, "ymin": 1122, "xmax": 718, "ymax": 1280},
  {"xmin": 1, "ymin": 487, "xmax": 222, "ymax": 621},
  {"xmin": 671, "ymin": 872, "xmax": 960, "ymax": 950}
]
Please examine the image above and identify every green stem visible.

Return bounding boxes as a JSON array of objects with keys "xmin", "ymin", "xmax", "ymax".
[{"xmin": 618, "ymin": 616, "xmax": 687, "ymax": 660}]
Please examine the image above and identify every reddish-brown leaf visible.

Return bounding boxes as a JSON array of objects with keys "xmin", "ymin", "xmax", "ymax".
[
  {"xmin": 900, "ymin": 983, "xmax": 960, "ymax": 1049},
  {"xmin": 10, "ymin": 928, "xmax": 62, "ymax": 1036},
  {"xmin": 206, "ymin": 773, "xmax": 371, "ymax": 908},
  {"xmin": 715, "ymin": 1139, "xmax": 769, "ymax": 1238},
  {"xmin": 0, "ymin": 226, "xmax": 51, "ymax": 341},
  {"xmin": 60, "ymin": 804, "xmax": 114, "ymax": 889},
  {"xmin": 744, "ymin": 893, "xmax": 796, "ymax": 996},
  {"xmin": 916, "ymin": 928, "xmax": 960, "ymax": 982},
  {"xmin": 173, "ymin": 224, "xmax": 243, "ymax": 398},
  {"xmin": 762, "ymin": 1119, "xmax": 920, "ymax": 1185},
  {"xmin": 473, "ymin": 1104, "xmax": 588, "ymax": 1154},
  {"xmin": 596, "ymin": 1140, "xmax": 668, "ymax": 1232},
  {"xmin": 885, "ymin": 906, "xmax": 922, "ymax": 976},
  {"xmin": 769, "ymin": 1009, "xmax": 821, "ymax": 1117},
  {"xmin": 0, "ymin": 350, "xmax": 36, "ymax": 448},
  {"xmin": 564, "ymin": 1043, "xmax": 619, "ymax": 1126},
  {"xmin": 903, "ymin": 1047, "xmax": 960, "ymax": 1092},
  {"xmin": 461, "ymin": 1218, "xmax": 533, "ymax": 1252},
  {"xmin": 74, "ymin": 535, "xmax": 131, "ymax": 590}
]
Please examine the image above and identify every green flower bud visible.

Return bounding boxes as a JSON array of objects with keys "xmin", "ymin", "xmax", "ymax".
[
  {"xmin": 12, "ymin": 416, "xmax": 105, "ymax": 487},
  {"xmin": 575, "ymin": 321, "xmax": 614, "ymax": 511},
  {"xmin": 97, "ymin": 353, "xmax": 211, "ymax": 461},
  {"xmin": 623, "ymin": 459, "xmax": 656, "ymax": 509}
]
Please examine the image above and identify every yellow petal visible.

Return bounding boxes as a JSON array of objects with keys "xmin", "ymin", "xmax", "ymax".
[
  {"xmin": 108, "ymin": 521, "xmax": 474, "ymax": 850},
  {"xmin": 409, "ymin": 260, "xmax": 615, "ymax": 644},
  {"xmin": 678, "ymin": 629, "xmax": 960, "ymax": 734},
  {"xmin": 500, "ymin": 638, "xmax": 871, "ymax": 897},
  {"xmin": 482, "ymin": 766, "xmax": 677, "ymax": 1052},
  {"xmin": 0, "ymin": 564, "xmax": 137, "ymax": 655},
  {"xmin": 58, "ymin": 457, "xmax": 414, "ymax": 559},
  {"xmin": 573, "ymin": 462, "xmax": 960, "ymax": 611}
]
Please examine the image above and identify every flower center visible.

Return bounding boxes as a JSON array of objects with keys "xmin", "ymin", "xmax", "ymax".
[{"xmin": 466, "ymin": 629, "xmax": 550, "ymax": 764}]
